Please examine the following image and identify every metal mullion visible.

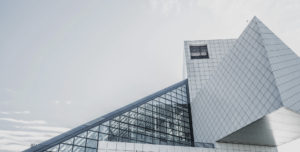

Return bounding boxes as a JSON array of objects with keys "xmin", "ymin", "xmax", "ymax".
[
  {"xmin": 57, "ymin": 144, "xmax": 61, "ymax": 152},
  {"xmin": 83, "ymin": 135, "xmax": 88, "ymax": 152},
  {"xmin": 69, "ymin": 136, "xmax": 75, "ymax": 152},
  {"xmin": 95, "ymin": 129, "xmax": 100, "ymax": 152},
  {"xmin": 185, "ymin": 83, "xmax": 194, "ymax": 146}
]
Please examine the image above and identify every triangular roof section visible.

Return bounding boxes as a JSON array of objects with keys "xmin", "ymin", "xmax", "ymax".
[
  {"xmin": 216, "ymin": 17, "xmax": 300, "ymax": 146},
  {"xmin": 254, "ymin": 17, "xmax": 300, "ymax": 113},
  {"xmin": 24, "ymin": 80, "xmax": 192, "ymax": 152},
  {"xmin": 192, "ymin": 16, "xmax": 286, "ymax": 144}
]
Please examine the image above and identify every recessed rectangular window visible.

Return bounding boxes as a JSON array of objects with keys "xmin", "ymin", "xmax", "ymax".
[{"xmin": 190, "ymin": 45, "xmax": 209, "ymax": 59}]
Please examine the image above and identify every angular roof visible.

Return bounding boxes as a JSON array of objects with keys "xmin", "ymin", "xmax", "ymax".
[
  {"xmin": 24, "ymin": 80, "xmax": 192, "ymax": 152},
  {"xmin": 190, "ymin": 16, "xmax": 300, "ymax": 146},
  {"xmin": 255, "ymin": 17, "xmax": 300, "ymax": 112}
]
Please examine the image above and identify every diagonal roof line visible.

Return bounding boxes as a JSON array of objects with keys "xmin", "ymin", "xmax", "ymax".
[
  {"xmin": 253, "ymin": 16, "xmax": 285, "ymax": 109},
  {"xmin": 24, "ymin": 79, "xmax": 188, "ymax": 152},
  {"xmin": 254, "ymin": 16, "xmax": 300, "ymax": 111}
]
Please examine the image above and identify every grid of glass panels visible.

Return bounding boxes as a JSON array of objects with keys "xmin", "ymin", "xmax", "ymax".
[{"xmin": 44, "ymin": 83, "xmax": 193, "ymax": 152}]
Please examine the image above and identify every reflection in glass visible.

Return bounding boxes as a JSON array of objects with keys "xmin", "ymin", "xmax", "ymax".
[{"xmin": 44, "ymin": 82, "xmax": 193, "ymax": 152}]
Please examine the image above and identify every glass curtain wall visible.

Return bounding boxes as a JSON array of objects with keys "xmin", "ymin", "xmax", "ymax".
[{"xmin": 45, "ymin": 81, "xmax": 193, "ymax": 152}]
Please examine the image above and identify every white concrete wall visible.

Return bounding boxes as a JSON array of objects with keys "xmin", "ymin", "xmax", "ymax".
[{"xmin": 98, "ymin": 141, "xmax": 277, "ymax": 152}]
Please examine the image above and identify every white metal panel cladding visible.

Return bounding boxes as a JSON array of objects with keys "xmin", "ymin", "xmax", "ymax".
[
  {"xmin": 24, "ymin": 16, "xmax": 300, "ymax": 152},
  {"xmin": 187, "ymin": 17, "xmax": 284, "ymax": 144},
  {"xmin": 96, "ymin": 141, "xmax": 277, "ymax": 152},
  {"xmin": 184, "ymin": 39, "xmax": 236, "ymax": 101},
  {"xmin": 256, "ymin": 18, "xmax": 300, "ymax": 113}
]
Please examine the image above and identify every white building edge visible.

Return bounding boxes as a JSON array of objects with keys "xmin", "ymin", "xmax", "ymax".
[{"xmin": 25, "ymin": 17, "xmax": 300, "ymax": 152}]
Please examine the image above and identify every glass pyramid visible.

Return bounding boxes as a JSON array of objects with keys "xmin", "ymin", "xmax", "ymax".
[{"xmin": 27, "ymin": 80, "xmax": 194, "ymax": 152}]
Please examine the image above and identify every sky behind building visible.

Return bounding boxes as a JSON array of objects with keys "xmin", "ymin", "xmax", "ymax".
[{"xmin": 0, "ymin": 0, "xmax": 300, "ymax": 151}]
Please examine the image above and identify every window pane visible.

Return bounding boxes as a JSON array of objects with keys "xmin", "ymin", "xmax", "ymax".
[
  {"xmin": 77, "ymin": 132, "xmax": 87, "ymax": 138},
  {"xmin": 72, "ymin": 146, "xmax": 85, "ymax": 152},
  {"xmin": 87, "ymin": 131, "xmax": 98, "ymax": 140},
  {"xmin": 74, "ymin": 137, "xmax": 86, "ymax": 146},
  {"xmin": 99, "ymin": 125, "xmax": 109, "ymax": 134},
  {"xmin": 85, "ymin": 148, "xmax": 97, "ymax": 152},
  {"xmin": 190, "ymin": 45, "xmax": 209, "ymax": 59},
  {"xmin": 86, "ymin": 139, "xmax": 98, "ymax": 148},
  {"xmin": 90, "ymin": 126, "xmax": 99, "ymax": 132},
  {"xmin": 58, "ymin": 144, "xmax": 72, "ymax": 152},
  {"xmin": 99, "ymin": 133, "xmax": 109, "ymax": 141}
]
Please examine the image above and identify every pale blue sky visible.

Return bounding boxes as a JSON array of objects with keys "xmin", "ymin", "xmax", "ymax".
[{"xmin": 0, "ymin": 0, "xmax": 300, "ymax": 151}]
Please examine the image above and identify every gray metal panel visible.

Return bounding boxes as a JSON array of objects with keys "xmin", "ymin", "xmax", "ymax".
[{"xmin": 219, "ymin": 108, "xmax": 300, "ymax": 146}]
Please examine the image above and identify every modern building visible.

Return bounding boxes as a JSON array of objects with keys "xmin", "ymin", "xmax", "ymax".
[{"xmin": 24, "ymin": 17, "xmax": 300, "ymax": 152}]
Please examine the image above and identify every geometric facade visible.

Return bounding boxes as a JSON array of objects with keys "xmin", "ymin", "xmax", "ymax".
[
  {"xmin": 24, "ymin": 17, "xmax": 300, "ymax": 152},
  {"xmin": 187, "ymin": 17, "xmax": 300, "ymax": 147},
  {"xmin": 219, "ymin": 108, "xmax": 300, "ymax": 146},
  {"xmin": 188, "ymin": 16, "xmax": 283, "ymax": 145},
  {"xmin": 185, "ymin": 39, "xmax": 236, "ymax": 101}
]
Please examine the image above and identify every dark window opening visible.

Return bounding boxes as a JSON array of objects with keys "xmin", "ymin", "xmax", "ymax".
[{"xmin": 190, "ymin": 45, "xmax": 209, "ymax": 59}]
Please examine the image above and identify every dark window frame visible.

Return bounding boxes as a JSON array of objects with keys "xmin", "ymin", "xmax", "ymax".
[{"xmin": 190, "ymin": 45, "xmax": 209, "ymax": 59}]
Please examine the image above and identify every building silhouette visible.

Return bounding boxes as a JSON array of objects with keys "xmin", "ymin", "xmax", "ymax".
[{"xmin": 25, "ymin": 17, "xmax": 300, "ymax": 152}]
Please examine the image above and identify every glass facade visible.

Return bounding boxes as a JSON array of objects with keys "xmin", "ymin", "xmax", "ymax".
[{"xmin": 44, "ymin": 81, "xmax": 194, "ymax": 152}]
